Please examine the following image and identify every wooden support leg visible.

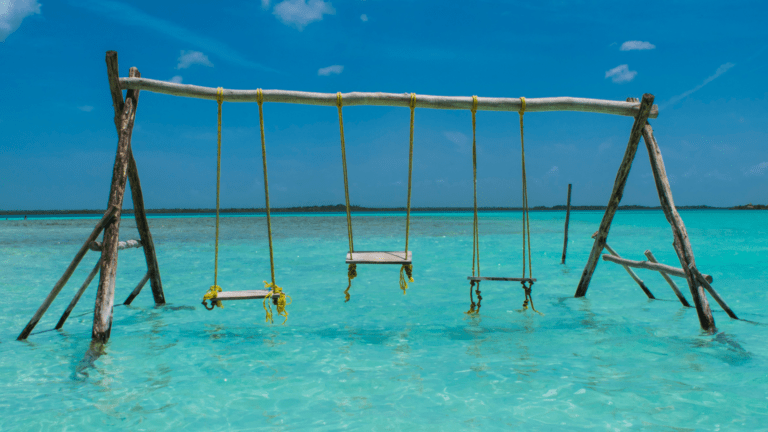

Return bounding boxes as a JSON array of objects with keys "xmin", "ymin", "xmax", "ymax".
[
  {"xmin": 128, "ymin": 152, "xmax": 165, "ymax": 304},
  {"xmin": 561, "ymin": 183, "xmax": 572, "ymax": 265},
  {"xmin": 688, "ymin": 264, "xmax": 737, "ymax": 319},
  {"xmin": 55, "ymin": 258, "xmax": 102, "ymax": 330},
  {"xmin": 644, "ymin": 250, "xmax": 691, "ymax": 307},
  {"xmin": 107, "ymin": 50, "xmax": 165, "ymax": 306},
  {"xmin": 574, "ymin": 94, "xmax": 655, "ymax": 297},
  {"xmin": 604, "ymin": 243, "xmax": 655, "ymax": 299},
  {"xmin": 123, "ymin": 272, "xmax": 151, "ymax": 305},
  {"xmin": 17, "ymin": 207, "xmax": 116, "ymax": 340},
  {"xmin": 92, "ymin": 58, "xmax": 141, "ymax": 343},
  {"xmin": 643, "ymin": 123, "xmax": 715, "ymax": 331}
]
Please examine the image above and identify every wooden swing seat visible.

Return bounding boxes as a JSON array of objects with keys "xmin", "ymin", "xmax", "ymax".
[
  {"xmin": 214, "ymin": 290, "xmax": 282, "ymax": 302},
  {"xmin": 346, "ymin": 251, "xmax": 412, "ymax": 265},
  {"xmin": 467, "ymin": 277, "xmax": 536, "ymax": 283}
]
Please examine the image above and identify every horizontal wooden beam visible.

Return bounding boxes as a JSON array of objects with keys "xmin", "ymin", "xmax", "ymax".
[
  {"xmin": 119, "ymin": 77, "xmax": 659, "ymax": 118},
  {"xmin": 89, "ymin": 239, "xmax": 142, "ymax": 251},
  {"xmin": 602, "ymin": 254, "xmax": 713, "ymax": 283}
]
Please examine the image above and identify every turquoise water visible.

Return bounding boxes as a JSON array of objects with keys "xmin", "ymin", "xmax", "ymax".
[{"xmin": 2, "ymin": 210, "xmax": 767, "ymax": 430}]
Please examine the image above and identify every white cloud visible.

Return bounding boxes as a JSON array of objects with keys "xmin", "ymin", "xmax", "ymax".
[
  {"xmin": 0, "ymin": 0, "xmax": 41, "ymax": 42},
  {"xmin": 261, "ymin": 0, "xmax": 271, "ymax": 9},
  {"xmin": 170, "ymin": 75, "xmax": 183, "ymax": 84},
  {"xmin": 177, "ymin": 50, "xmax": 213, "ymax": 69},
  {"xmin": 318, "ymin": 64, "xmax": 343, "ymax": 76},
  {"xmin": 745, "ymin": 162, "xmax": 768, "ymax": 177},
  {"xmin": 360, "ymin": 14, "xmax": 368, "ymax": 22},
  {"xmin": 605, "ymin": 64, "xmax": 637, "ymax": 83},
  {"xmin": 620, "ymin": 41, "xmax": 655, "ymax": 51},
  {"xmin": 273, "ymin": 0, "xmax": 335, "ymax": 30},
  {"xmin": 78, "ymin": 105, "xmax": 94, "ymax": 112},
  {"xmin": 545, "ymin": 166, "xmax": 559, "ymax": 176},
  {"xmin": 663, "ymin": 62, "xmax": 735, "ymax": 107}
]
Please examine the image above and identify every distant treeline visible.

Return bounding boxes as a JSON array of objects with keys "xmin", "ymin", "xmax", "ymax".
[{"xmin": 1, "ymin": 204, "xmax": 748, "ymax": 216}]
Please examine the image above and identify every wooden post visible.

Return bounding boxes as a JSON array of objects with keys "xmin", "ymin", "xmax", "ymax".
[
  {"xmin": 644, "ymin": 250, "xmax": 691, "ymax": 307},
  {"xmin": 574, "ymin": 94, "xmax": 654, "ymax": 297},
  {"xmin": 92, "ymin": 59, "xmax": 141, "ymax": 342},
  {"xmin": 561, "ymin": 183, "xmax": 572, "ymax": 264},
  {"xmin": 17, "ymin": 207, "xmax": 116, "ymax": 340},
  {"xmin": 603, "ymin": 243, "xmax": 654, "ymax": 299},
  {"xmin": 688, "ymin": 264, "xmax": 737, "ymax": 319},
  {"xmin": 123, "ymin": 272, "xmax": 151, "ymax": 305},
  {"xmin": 106, "ymin": 51, "xmax": 165, "ymax": 306},
  {"xmin": 642, "ymin": 123, "xmax": 715, "ymax": 331},
  {"xmin": 55, "ymin": 258, "xmax": 102, "ymax": 330}
]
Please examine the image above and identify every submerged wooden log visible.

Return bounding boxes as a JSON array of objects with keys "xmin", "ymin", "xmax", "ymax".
[
  {"xmin": 17, "ymin": 207, "xmax": 117, "ymax": 340},
  {"xmin": 688, "ymin": 264, "xmax": 737, "ymax": 319},
  {"xmin": 575, "ymin": 94, "xmax": 655, "ymax": 297},
  {"xmin": 92, "ymin": 62, "xmax": 141, "ymax": 343},
  {"xmin": 643, "ymin": 122, "xmax": 715, "ymax": 331},
  {"xmin": 123, "ymin": 272, "xmax": 150, "ymax": 306},
  {"xmin": 561, "ymin": 183, "xmax": 572, "ymax": 265},
  {"xmin": 603, "ymin": 244, "xmax": 655, "ymax": 299},
  {"xmin": 601, "ymin": 254, "xmax": 713, "ymax": 282},
  {"xmin": 644, "ymin": 250, "xmax": 691, "ymax": 307},
  {"xmin": 119, "ymin": 77, "xmax": 659, "ymax": 118},
  {"xmin": 89, "ymin": 239, "xmax": 142, "ymax": 251},
  {"xmin": 55, "ymin": 258, "xmax": 102, "ymax": 330}
]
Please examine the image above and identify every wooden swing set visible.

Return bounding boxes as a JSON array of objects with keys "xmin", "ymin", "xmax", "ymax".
[{"xmin": 17, "ymin": 50, "xmax": 734, "ymax": 344}]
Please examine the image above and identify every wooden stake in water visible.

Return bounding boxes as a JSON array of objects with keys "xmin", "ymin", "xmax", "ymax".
[{"xmin": 561, "ymin": 183, "xmax": 572, "ymax": 264}]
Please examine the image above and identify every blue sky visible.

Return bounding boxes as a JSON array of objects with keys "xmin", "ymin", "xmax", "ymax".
[{"xmin": 1, "ymin": 0, "xmax": 767, "ymax": 210}]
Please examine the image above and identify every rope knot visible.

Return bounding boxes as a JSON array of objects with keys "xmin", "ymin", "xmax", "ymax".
[
  {"xmin": 263, "ymin": 281, "xmax": 291, "ymax": 324},
  {"xmin": 337, "ymin": 92, "xmax": 343, "ymax": 108},
  {"xmin": 256, "ymin": 88, "xmax": 263, "ymax": 105},
  {"xmin": 344, "ymin": 263, "xmax": 356, "ymax": 302},
  {"xmin": 399, "ymin": 264, "xmax": 413, "ymax": 294},
  {"xmin": 202, "ymin": 285, "xmax": 223, "ymax": 310}
]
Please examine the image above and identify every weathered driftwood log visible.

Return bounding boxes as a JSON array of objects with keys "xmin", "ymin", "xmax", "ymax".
[
  {"xmin": 688, "ymin": 264, "xmax": 737, "ymax": 319},
  {"xmin": 123, "ymin": 272, "xmax": 150, "ymax": 306},
  {"xmin": 642, "ymin": 122, "xmax": 714, "ymax": 331},
  {"xmin": 561, "ymin": 183, "xmax": 572, "ymax": 265},
  {"xmin": 92, "ymin": 63, "xmax": 141, "ymax": 343},
  {"xmin": 118, "ymin": 77, "xmax": 659, "ymax": 118},
  {"xmin": 17, "ymin": 207, "xmax": 117, "ymax": 340},
  {"xmin": 55, "ymin": 258, "xmax": 102, "ymax": 330},
  {"xmin": 603, "ymin": 244, "xmax": 655, "ymax": 299},
  {"xmin": 107, "ymin": 51, "xmax": 166, "ymax": 306},
  {"xmin": 89, "ymin": 239, "xmax": 142, "ymax": 251},
  {"xmin": 644, "ymin": 250, "xmax": 691, "ymax": 307},
  {"xmin": 601, "ymin": 254, "xmax": 713, "ymax": 282},
  {"xmin": 575, "ymin": 94, "xmax": 655, "ymax": 297},
  {"xmin": 127, "ymin": 154, "xmax": 165, "ymax": 305}
]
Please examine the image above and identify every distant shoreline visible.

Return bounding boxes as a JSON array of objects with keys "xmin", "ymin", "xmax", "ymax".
[{"xmin": 2, "ymin": 204, "xmax": 764, "ymax": 216}]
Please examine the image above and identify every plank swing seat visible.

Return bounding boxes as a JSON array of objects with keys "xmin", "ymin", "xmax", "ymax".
[
  {"xmin": 201, "ymin": 88, "xmax": 290, "ymax": 322},
  {"xmin": 337, "ymin": 93, "xmax": 417, "ymax": 301},
  {"xmin": 346, "ymin": 251, "xmax": 412, "ymax": 265},
  {"xmin": 465, "ymin": 96, "xmax": 541, "ymax": 315}
]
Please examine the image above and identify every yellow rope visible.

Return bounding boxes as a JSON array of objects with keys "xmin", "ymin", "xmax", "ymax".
[
  {"xmin": 519, "ymin": 97, "xmax": 542, "ymax": 315},
  {"xmin": 467, "ymin": 95, "xmax": 481, "ymax": 315},
  {"xmin": 400, "ymin": 93, "xmax": 417, "ymax": 294},
  {"xmin": 256, "ymin": 88, "xmax": 289, "ymax": 323},
  {"xmin": 203, "ymin": 87, "xmax": 225, "ymax": 310},
  {"xmin": 338, "ymin": 92, "xmax": 357, "ymax": 299}
]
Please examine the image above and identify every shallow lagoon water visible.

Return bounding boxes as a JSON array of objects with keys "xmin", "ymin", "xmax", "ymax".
[{"xmin": 2, "ymin": 210, "xmax": 767, "ymax": 430}]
